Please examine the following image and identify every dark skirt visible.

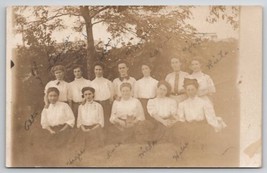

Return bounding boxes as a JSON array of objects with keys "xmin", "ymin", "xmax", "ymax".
[{"xmin": 95, "ymin": 99, "xmax": 111, "ymax": 128}]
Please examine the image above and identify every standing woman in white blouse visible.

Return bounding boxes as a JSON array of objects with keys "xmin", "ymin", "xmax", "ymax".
[
  {"xmin": 134, "ymin": 63, "xmax": 158, "ymax": 120},
  {"xmin": 189, "ymin": 58, "xmax": 216, "ymax": 104},
  {"xmin": 44, "ymin": 65, "xmax": 69, "ymax": 108},
  {"xmin": 109, "ymin": 82, "xmax": 146, "ymax": 144},
  {"xmin": 90, "ymin": 62, "xmax": 114, "ymax": 128},
  {"xmin": 147, "ymin": 81, "xmax": 180, "ymax": 142}
]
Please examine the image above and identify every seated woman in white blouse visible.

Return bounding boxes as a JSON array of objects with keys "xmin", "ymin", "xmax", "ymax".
[
  {"xmin": 110, "ymin": 82, "xmax": 145, "ymax": 130},
  {"xmin": 41, "ymin": 87, "xmax": 75, "ymax": 134},
  {"xmin": 77, "ymin": 87, "xmax": 104, "ymax": 131},
  {"xmin": 178, "ymin": 78, "xmax": 226, "ymax": 132},
  {"xmin": 147, "ymin": 80, "xmax": 178, "ymax": 127}
]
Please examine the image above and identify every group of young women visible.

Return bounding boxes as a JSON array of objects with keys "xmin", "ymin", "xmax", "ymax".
[{"xmin": 41, "ymin": 56, "xmax": 227, "ymax": 144}]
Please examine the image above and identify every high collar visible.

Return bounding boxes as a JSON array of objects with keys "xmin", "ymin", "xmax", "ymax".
[
  {"xmin": 85, "ymin": 100, "xmax": 94, "ymax": 104},
  {"xmin": 75, "ymin": 77, "xmax": 84, "ymax": 81},
  {"xmin": 119, "ymin": 76, "xmax": 130, "ymax": 81}
]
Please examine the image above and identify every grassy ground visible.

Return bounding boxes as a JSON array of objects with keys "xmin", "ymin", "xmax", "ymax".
[{"xmin": 8, "ymin": 41, "xmax": 240, "ymax": 167}]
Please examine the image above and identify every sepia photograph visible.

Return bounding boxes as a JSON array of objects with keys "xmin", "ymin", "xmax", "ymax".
[{"xmin": 6, "ymin": 5, "xmax": 262, "ymax": 167}]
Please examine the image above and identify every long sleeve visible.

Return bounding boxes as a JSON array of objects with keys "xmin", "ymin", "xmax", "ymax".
[
  {"xmin": 112, "ymin": 79, "xmax": 118, "ymax": 97},
  {"xmin": 77, "ymin": 105, "xmax": 82, "ymax": 128},
  {"xmin": 40, "ymin": 108, "xmax": 49, "ymax": 129},
  {"xmin": 110, "ymin": 101, "xmax": 118, "ymax": 123},
  {"xmin": 108, "ymin": 80, "xmax": 114, "ymax": 99},
  {"xmin": 206, "ymin": 75, "xmax": 216, "ymax": 93},
  {"xmin": 98, "ymin": 104, "xmax": 104, "ymax": 127},
  {"xmin": 134, "ymin": 81, "xmax": 139, "ymax": 98},
  {"xmin": 64, "ymin": 104, "xmax": 75, "ymax": 128},
  {"xmin": 177, "ymin": 102, "xmax": 186, "ymax": 122},
  {"xmin": 67, "ymin": 83, "xmax": 73, "ymax": 101},
  {"xmin": 135, "ymin": 99, "xmax": 145, "ymax": 121},
  {"xmin": 170, "ymin": 99, "xmax": 177, "ymax": 116},
  {"xmin": 147, "ymin": 99, "xmax": 157, "ymax": 117},
  {"xmin": 203, "ymin": 102, "xmax": 222, "ymax": 130}
]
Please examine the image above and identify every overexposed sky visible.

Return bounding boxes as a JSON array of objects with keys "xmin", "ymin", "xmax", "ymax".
[{"xmin": 11, "ymin": 6, "xmax": 239, "ymax": 48}]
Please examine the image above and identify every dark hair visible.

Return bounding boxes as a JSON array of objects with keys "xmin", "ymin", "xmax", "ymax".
[
  {"xmin": 50, "ymin": 65, "xmax": 66, "ymax": 75},
  {"xmin": 157, "ymin": 80, "xmax": 172, "ymax": 96},
  {"xmin": 81, "ymin": 87, "xmax": 95, "ymax": 98},
  {"xmin": 93, "ymin": 61, "xmax": 105, "ymax": 69},
  {"xmin": 141, "ymin": 62, "xmax": 153, "ymax": 71},
  {"xmin": 72, "ymin": 64, "xmax": 83, "ymax": 71},
  {"xmin": 183, "ymin": 78, "xmax": 199, "ymax": 89},
  {"xmin": 47, "ymin": 87, "xmax": 60, "ymax": 96},
  {"xmin": 191, "ymin": 57, "xmax": 203, "ymax": 64},
  {"xmin": 170, "ymin": 56, "xmax": 181, "ymax": 62},
  {"xmin": 120, "ymin": 82, "xmax": 132, "ymax": 91},
  {"xmin": 117, "ymin": 60, "xmax": 129, "ymax": 68}
]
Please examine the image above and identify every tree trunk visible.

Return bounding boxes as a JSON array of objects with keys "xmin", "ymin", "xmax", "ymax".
[{"xmin": 80, "ymin": 6, "xmax": 97, "ymax": 80}]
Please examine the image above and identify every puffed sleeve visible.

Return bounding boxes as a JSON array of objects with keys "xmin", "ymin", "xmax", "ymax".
[
  {"xmin": 147, "ymin": 99, "xmax": 157, "ymax": 117},
  {"xmin": 97, "ymin": 103, "xmax": 104, "ymax": 128},
  {"xmin": 131, "ymin": 78, "xmax": 136, "ymax": 96},
  {"xmin": 112, "ymin": 79, "xmax": 119, "ymax": 97},
  {"xmin": 110, "ymin": 100, "xmax": 118, "ymax": 124},
  {"xmin": 134, "ymin": 81, "xmax": 139, "ymax": 98},
  {"xmin": 203, "ymin": 101, "xmax": 226, "ymax": 131},
  {"xmin": 77, "ymin": 105, "xmax": 82, "ymax": 128},
  {"xmin": 177, "ymin": 102, "xmax": 186, "ymax": 122},
  {"xmin": 44, "ymin": 81, "xmax": 51, "ymax": 94},
  {"xmin": 170, "ymin": 98, "xmax": 177, "ymax": 116},
  {"xmin": 107, "ymin": 80, "xmax": 114, "ymax": 99},
  {"xmin": 64, "ymin": 104, "xmax": 75, "ymax": 128},
  {"xmin": 41, "ymin": 108, "xmax": 49, "ymax": 129},
  {"xmin": 67, "ymin": 83, "xmax": 73, "ymax": 101},
  {"xmin": 206, "ymin": 75, "xmax": 216, "ymax": 93},
  {"xmin": 135, "ymin": 99, "xmax": 145, "ymax": 121}
]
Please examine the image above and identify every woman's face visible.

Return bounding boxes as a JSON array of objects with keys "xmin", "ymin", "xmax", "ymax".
[
  {"xmin": 48, "ymin": 91, "xmax": 59, "ymax": 104},
  {"xmin": 121, "ymin": 86, "xmax": 131, "ymax": 100},
  {"xmin": 83, "ymin": 90, "xmax": 94, "ymax": 102},
  {"xmin": 171, "ymin": 58, "xmax": 181, "ymax": 72},
  {"xmin": 54, "ymin": 70, "xmax": 64, "ymax": 80},
  {"xmin": 141, "ymin": 65, "xmax": 151, "ymax": 77},
  {"xmin": 118, "ymin": 63, "xmax": 129, "ymax": 77},
  {"xmin": 185, "ymin": 84, "xmax": 198, "ymax": 98},
  {"xmin": 94, "ymin": 65, "xmax": 103, "ymax": 77},
  {"xmin": 73, "ymin": 68, "xmax": 82, "ymax": 79},
  {"xmin": 191, "ymin": 60, "xmax": 201, "ymax": 73},
  {"xmin": 156, "ymin": 84, "xmax": 168, "ymax": 98}
]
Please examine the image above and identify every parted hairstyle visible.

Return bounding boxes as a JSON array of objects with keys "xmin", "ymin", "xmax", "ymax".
[
  {"xmin": 47, "ymin": 87, "xmax": 60, "ymax": 96},
  {"xmin": 120, "ymin": 82, "xmax": 132, "ymax": 91},
  {"xmin": 183, "ymin": 78, "xmax": 199, "ymax": 89},
  {"xmin": 50, "ymin": 65, "xmax": 66, "ymax": 75},
  {"xmin": 81, "ymin": 87, "xmax": 95, "ymax": 98},
  {"xmin": 157, "ymin": 80, "xmax": 172, "ymax": 96}
]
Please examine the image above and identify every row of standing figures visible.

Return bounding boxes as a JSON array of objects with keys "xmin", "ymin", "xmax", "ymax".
[{"xmin": 40, "ymin": 57, "xmax": 227, "ymax": 145}]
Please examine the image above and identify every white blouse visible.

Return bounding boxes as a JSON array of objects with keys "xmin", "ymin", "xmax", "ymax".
[
  {"xmin": 41, "ymin": 101, "xmax": 75, "ymax": 129},
  {"xmin": 110, "ymin": 97, "xmax": 145, "ymax": 123},
  {"xmin": 134, "ymin": 76, "xmax": 158, "ymax": 99},
  {"xmin": 165, "ymin": 71, "xmax": 189, "ymax": 93},
  {"xmin": 178, "ymin": 96, "xmax": 226, "ymax": 131},
  {"xmin": 113, "ymin": 77, "xmax": 136, "ymax": 97},
  {"xmin": 68, "ymin": 77, "xmax": 91, "ymax": 103},
  {"xmin": 44, "ymin": 80, "xmax": 69, "ymax": 102},
  {"xmin": 189, "ymin": 71, "xmax": 216, "ymax": 96},
  {"xmin": 90, "ymin": 77, "xmax": 113, "ymax": 101},
  {"xmin": 147, "ymin": 97, "xmax": 177, "ymax": 119},
  {"xmin": 77, "ymin": 101, "xmax": 104, "ymax": 128}
]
